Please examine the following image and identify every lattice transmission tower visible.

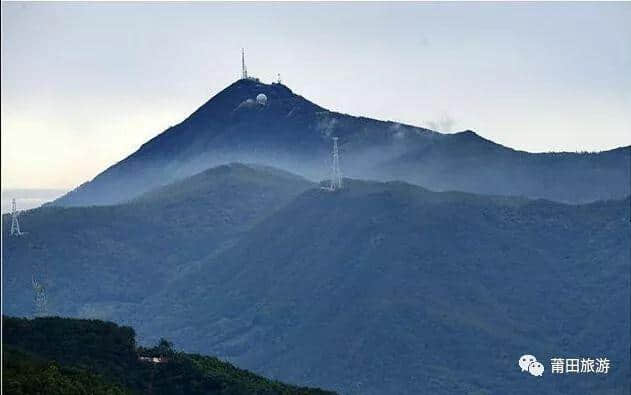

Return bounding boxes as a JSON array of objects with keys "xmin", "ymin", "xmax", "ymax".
[
  {"xmin": 11, "ymin": 198, "xmax": 23, "ymax": 236},
  {"xmin": 32, "ymin": 275, "xmax": 48, "ymax": 317},
  {"xmin": 322, "ymin": 137, "xmax": 343, "ymax": 191}
]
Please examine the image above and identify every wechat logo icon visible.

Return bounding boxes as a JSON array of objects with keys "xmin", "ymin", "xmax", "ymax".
[{"xmin": 519, "ymin": 354, "xmax": 544, "ymax": 377}]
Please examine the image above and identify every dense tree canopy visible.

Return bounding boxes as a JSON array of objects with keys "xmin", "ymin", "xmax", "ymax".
[{"xmin": 2, "ymin": 316, "xmax": 335, "ymax": 395}]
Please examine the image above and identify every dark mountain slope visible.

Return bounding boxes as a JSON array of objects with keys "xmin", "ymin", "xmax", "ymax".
[
  {"xmin": 52, "ymin": 79, "xmax": 629, "ymax": 207},
  {"xmin": 381, "ymin": 131, "xmax": 630, "ymax": 202},
  {"xmin": 2, "ymin": 164, "xmax": 313, "ymax": 319},
  {"xmin": 53, "ymin": 80, "xmax": 334, "ymax": 207},
  {"xmin": 135, "ymin": 180, "xmax": 630, "ymax": 394},
  {"xmin": 3, "ymin": 316, "xmax": 335, "ymax": 394},
  {"xmin": 4, "ymin": 347, "xmax": 128, "ymax": 394}
]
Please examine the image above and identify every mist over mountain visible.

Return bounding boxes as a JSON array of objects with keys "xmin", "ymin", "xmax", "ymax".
[
  {"xmin": 52, "ymin": 79, "xmax": 629, "ymax": 207},
  {"xmin": 3, "ymin": 3, "xmax": 630, "ymax": 394},
  {"xmin": 4, "ymin": 164, "xmax": 629, "ymax": 394},
  {"xmin": 1, "ymin": 189, "xmax": 67, "ymax": 214}
]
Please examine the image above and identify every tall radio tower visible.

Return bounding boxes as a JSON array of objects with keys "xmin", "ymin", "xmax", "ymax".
[
  {"xmin": 241, "ymin": 48, "xmax": 248, "ymax": 79},
  {"xmin": 10, "ymin": 198, "xmax": 23, "ymax": 236}
]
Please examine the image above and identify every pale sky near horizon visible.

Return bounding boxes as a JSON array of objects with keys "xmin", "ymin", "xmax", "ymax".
[{"xmin": 2, "ymin": 2, "xmax": 630, "ymax": 189}]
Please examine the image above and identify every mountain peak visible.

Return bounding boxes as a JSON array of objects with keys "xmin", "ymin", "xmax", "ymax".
[
  {"xmin": 231, "ymin": 78, "xmax": 294, "ymax": 94},
  {"xmin": 51, "ymin": 78, "xmax": 630, "ymax": 207},
  {"xmin": 449, "ymin": 129, "xmax": 502, "ymax": 148},
  {"xmin": 455, "ymin": 129, "xmax": 478, "ymax": 137},
  {"xmin": 180, "ymin": 78, "xmax": 324, "ymax": 125},
  {"xmin": 220, "ymin": 78, "xmax": 296, "ymax": 101}
]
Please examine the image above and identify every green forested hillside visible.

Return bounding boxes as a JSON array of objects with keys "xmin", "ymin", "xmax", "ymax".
[
  {"xmin": 135, "ymin": 179, "xmax": 630, "ymax": 395},
  {"xmin": 4, "ymin": 347, "xmax": 127, "ymax": 395},
  {"xmin": 3, "ymin": 166, "xmax": 629, "ymax": 394},
  {"xmin": 2, "ymin": 316, "xmax": 334, "ymax": 395},
  {"xmin": 3, "ymin": 164, "xmax": 313, "ymax": 319}
]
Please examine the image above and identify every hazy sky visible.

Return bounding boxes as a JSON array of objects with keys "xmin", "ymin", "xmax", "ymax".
[{"xmin": 2, "ymin": 2, "xmax": 630, "ymax": 189}]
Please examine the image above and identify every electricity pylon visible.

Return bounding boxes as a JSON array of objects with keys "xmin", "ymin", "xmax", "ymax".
[
  {"xmin": 322, "ymin": 137, "xmax": 343, "ymax": 191},
  {"xmin": 32, "ymin": 275, "xmax": 48, "ymax": 317},
  {"xmin": 11, "ymin": 198, "xmax": 23, "ymax": 236}
]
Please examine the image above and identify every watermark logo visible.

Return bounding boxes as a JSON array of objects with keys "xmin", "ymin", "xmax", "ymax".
[
  {"xmin": 519, "ymin": 354, "xmax": 544, "ymax": 377},
  {"xmin": 519, "ymin": 354, "xmax": 611, "ymax": 377},
  {"xmin": 550, "ymin": 358, "xmax": 610, "ymax": 374},
  {"xmin": 528, "ymin": 361, "xmax": 545, "ymax": 376}
]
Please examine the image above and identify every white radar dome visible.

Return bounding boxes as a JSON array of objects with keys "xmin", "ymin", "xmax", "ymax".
[{"xmin": 256, "ymin": 93, "xmax": 268, "ymax": 105}]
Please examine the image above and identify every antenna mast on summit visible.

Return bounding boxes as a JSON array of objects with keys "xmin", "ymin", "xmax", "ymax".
[
  {"xmin": 10, "ymin": 198, "xmax": 23, "ymax": 236},
  {"xmin": 241, "ymin": 48, "xmax": 248, "ymax": 79}
]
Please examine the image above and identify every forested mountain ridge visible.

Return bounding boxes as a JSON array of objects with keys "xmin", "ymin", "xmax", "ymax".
[
  {"xmin": 2, "ymin": 164, "xmax": 313, "ymax": 318},
  {"xmin": 131, "ymin": 178, "xmax": 629, "ymax": 394}
]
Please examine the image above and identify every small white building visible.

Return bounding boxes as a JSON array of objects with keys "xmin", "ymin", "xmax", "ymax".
[{"xmin": 139, "ymin": 356, "xmax": 168, "ymax": 364}]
